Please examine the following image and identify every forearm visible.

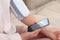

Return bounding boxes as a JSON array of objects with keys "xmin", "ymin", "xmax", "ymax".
[
  {"xmin": 10, "ymin": 0, "xmax": 38, "ymax": 26},
  {"xmin": 21, "ymin": 14, "xmax": 38, "ymax": 26}
]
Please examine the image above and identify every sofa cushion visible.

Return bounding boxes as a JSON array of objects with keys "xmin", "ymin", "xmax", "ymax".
[{"xmin": 24, "ymin": 0, "xmax": 52, "ymax": 10}]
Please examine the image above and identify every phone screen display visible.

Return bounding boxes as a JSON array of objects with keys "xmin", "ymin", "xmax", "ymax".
[{"xmin": 37, "ymin": 18, "xmax": 49, "ymax": 27}]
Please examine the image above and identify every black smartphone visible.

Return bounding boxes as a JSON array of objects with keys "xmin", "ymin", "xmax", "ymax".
[{"xmin": 28, "ymin": 18, "xmax": 50, "ymax": 32}]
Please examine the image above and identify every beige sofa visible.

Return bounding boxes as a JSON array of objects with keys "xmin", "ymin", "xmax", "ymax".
[{"xmin": 11, "ymin": 0, "xmax": 60, "ymax": 33}]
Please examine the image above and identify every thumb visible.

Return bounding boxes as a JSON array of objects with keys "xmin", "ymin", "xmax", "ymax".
[
  {"xmin": 54, "ymin": 31, "xmax": 60, "ymax": 40},
  {"xmin": 31, "ymin": 29, "xmax": 41, "ymax": 37},
  {"xmin": 49, "ymin": 33, "xmax": 57, "ymax": 40},
  {"xmin": 41, "ymin": 31, "xmax": 57, "ymax": 40},
  {"xmin": 21, "ymin": 29, "xmax": 41, "ymax": 40}
]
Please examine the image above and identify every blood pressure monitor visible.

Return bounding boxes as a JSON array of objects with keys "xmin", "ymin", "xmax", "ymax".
[
  {"xmin": 28, "ymin": 18, "xmax": 50, "ymax": 32},
  {"xmin": 10, "ymin": 0, "xmax": 29, "ymax": 20}
]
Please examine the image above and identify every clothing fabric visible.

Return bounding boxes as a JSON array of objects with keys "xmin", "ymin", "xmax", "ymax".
[{"xmin": 0, "ymin": 0, "xmax": 29, "ymax": 40}]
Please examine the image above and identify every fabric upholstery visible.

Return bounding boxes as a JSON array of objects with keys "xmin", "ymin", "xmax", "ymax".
[{"xmin": 24, "ymin": 0, "xmax": 52, "ymax": 10}]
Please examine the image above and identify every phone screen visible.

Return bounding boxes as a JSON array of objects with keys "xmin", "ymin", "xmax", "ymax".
[{"xmin": 37, "ymin": 18, "xmax": 49, "ymax": 27}]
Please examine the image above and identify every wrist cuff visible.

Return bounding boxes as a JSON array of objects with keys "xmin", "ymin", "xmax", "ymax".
[{"xmin": 10, "ymin": 0, "xmax": 30, "ymax": 20}]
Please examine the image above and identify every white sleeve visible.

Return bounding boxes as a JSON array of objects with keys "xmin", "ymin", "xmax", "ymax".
[
  {"xmin": 0, "ymin": 33, "xmax": 22, "ymax": 40},
  {"xmin": 10, "ymin": 0, "xmax": 30, "ymax": 20}
]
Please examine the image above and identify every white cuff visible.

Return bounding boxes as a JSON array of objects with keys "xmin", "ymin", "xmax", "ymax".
[{"xmin": 10, "ymin": 0, "xmax": 30, "ymax": 20}]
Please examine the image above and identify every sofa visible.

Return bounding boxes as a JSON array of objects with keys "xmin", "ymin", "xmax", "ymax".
[{"xmin": 11, "ymin": 0, "xmax": 60, "ymax": 33}]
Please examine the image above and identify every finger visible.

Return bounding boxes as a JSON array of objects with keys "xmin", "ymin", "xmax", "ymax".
[
  {"xmin": 49, "ymin": 33, "xmax": 57, "ymax": 40},
  {"xmin": 31, "ymin": 29, "xmax": 41, "ymax": 37},
  {"xmin": 21, "ymin": 29, "xmax": 41, "ymax": 40},
  {"xmin": 54, "ymin": 31, "xmax": 60, "ymax": 35},
  {"xmin": 33, "ymin": 29, "xmax": 41, "ymax": 33},
  {"xmin": 32, "ymin": 29, "xmax": 41, "ymax": 34},
  {"xmin": 44, "ymin": 32, "xmax": 57, "ymax": 40},
  {"xmin": 42, "ymin": 31, "xmax": 57, "ymax": 40},
  {"xmin": 58, "ymin": 35, "xmax": 60, "ymax": 40}
]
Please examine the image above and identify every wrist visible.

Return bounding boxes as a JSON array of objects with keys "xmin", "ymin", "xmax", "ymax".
[{"xmin": 21, "ymin": 14, "xmax": 38, "ymax": 26}]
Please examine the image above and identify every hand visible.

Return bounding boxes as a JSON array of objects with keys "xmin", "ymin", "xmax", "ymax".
[
  {"xmin": 54, "ymin": 31, "xmax": 60, "ymax": 40},
  {"xmin": 21, "ymin": 29, "xmax": 41, "ymax": 40},
  {"xmin": 40, "ymin": 26, "xmax": 58, "ymax": 40}
]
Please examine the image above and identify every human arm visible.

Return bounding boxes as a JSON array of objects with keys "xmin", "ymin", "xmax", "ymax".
[{"xmin": 10, "ymin": 0, "xmax": 57, "ymax": 40}]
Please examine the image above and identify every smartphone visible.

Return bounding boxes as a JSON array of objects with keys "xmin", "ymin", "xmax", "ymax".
[{"xmin": 28, "ymin": 18, "xmax": 50, "ymax": 32}]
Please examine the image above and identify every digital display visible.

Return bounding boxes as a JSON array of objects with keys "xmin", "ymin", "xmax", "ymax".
[{"xmin": 37, "ymin": 18, "xmax": 49, "ymax": 27}]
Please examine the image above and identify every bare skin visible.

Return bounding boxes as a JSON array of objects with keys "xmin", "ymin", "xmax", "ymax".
[
  {"xmin": 54, "ymin": 31, "xmax": 60, "ymax": 40},
  {"xmin": 21, "ymin": 29, "xmax": 41, "ymax": 40},
  {"xmin": 20, "ymin": 14, "xmax": 57, "ymax": 40}
]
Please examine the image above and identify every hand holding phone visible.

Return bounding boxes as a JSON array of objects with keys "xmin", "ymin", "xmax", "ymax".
[{"xmin": 28, "ymin": 18, "xmax": 50, "ymax": 32}]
